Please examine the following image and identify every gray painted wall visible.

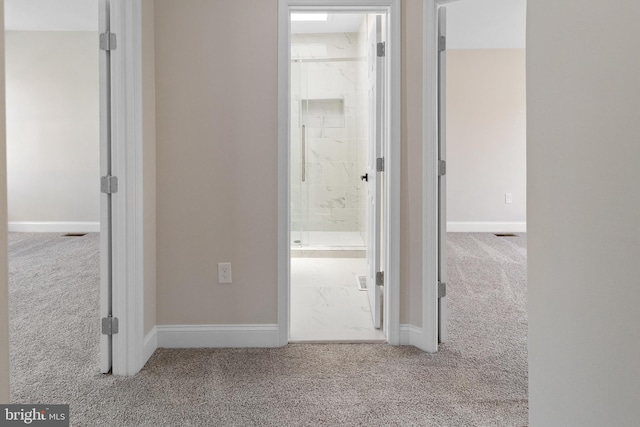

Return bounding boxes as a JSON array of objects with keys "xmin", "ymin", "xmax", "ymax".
[
  {"xmin": 447, "ymin": 48, "xmax": 526, "ymax": 229},
  {"xmin": 528, "ymin": 0, "xmax": 640, "ymax": 424},
  {"xmin": 154, "ymin": 0, "xmax": 426, "ymax": 328},
  {"xmin": 5, "ymin": 31, "xmax": 99, "ymax": 226},
  {"xmin": 0, "ymin": 0, "xmax": 9, "ymax": 402}
]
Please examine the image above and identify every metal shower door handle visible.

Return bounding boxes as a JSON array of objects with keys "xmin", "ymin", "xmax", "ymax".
[{"xmin": 302, "ymin": 125, "xmax": 306, "ymax": 182}]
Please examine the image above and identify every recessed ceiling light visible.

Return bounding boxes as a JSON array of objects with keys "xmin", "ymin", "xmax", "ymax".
[{"xmin": 291, "ymin": 13, "xmax": 328, "ymax": 22}]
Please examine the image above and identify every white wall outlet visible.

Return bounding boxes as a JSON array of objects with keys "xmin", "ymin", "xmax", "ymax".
[
  {"xmin": 505, "ymin": 193, "xmax": 513, "ymax": 204},
  {"xmin": 218, "ymin": 262, "xmax": 232, "ymax": 284}
]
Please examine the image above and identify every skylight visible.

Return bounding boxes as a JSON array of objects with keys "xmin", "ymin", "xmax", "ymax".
[{"xmin": 291, "ymin": 13, "xmax": 328, "ymax": 22}]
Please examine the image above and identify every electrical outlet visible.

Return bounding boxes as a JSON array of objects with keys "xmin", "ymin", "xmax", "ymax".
[
  {"xmin": 218, "ymin": 262, "xmax": 232, "ymax": 284},
  {"xmin": 505, "ymin": 193, "xmax": 513, "ymax": 204}
]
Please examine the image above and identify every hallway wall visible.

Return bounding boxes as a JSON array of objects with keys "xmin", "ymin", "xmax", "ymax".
[
  {"xmin": 0, "ymin": 0, "xmax": 9, "ymax": 402},
  {"xmin": 154, "ymin": 0, "xmax": 424, "ymax": 328},
  {"xmin": 528, "ymin": 0, "xmax": 640, "ymax": 424},
  {"xmin": 155, "ymin": 0, "xmax": 279, "ymax": 325},
  {"xmin": 142, "ymin": 0, "xmax": 157, "ymax": 338}
]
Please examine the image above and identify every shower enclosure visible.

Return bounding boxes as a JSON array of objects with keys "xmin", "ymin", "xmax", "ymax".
[{"xmin": 290, "ymin": 32, "xmax": 368, "ymax": 252}]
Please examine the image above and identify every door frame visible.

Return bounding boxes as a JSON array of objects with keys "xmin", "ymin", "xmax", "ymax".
[
  {"xmin": 436, "ymin": 5, "xmax": 448, "ymax": 343},
  {"xmin": 101, "ymin": 0, "xmax": 146, "ymax": 376},
  {"xmin": 277, "ymin": 0, "xmax": 401, "ymax": 345},
  {"xmin": 421, "ymin": 0, "xmax": 454, "ymax": 353}
]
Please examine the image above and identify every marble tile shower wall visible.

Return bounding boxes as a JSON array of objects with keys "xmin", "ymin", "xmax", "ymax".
[
  {"xmin": 291, "ymin": 32, "xmax": 367, "ymax": 233},
  {"xmin": 357, "ymin": 17, "xmax": 370, "ymax": 243}
]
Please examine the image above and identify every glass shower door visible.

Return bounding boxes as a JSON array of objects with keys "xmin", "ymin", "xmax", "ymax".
[{"xmin": 291, "ymin": 58, "xmax": 310, "ymax": 247}]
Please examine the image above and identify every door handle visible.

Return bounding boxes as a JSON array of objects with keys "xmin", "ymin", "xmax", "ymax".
[
  {"xmin": 301, "ymin": 125, "xmax": 306, "ymax": 182},
  {"xmin": 360, "ymin": 173, "xmax": 368, "ymax": 182}
]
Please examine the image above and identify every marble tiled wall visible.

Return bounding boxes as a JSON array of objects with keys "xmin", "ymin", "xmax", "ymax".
[
  {"xmin": 357, "ymin": 17, "xmax": 371, "ymax": 244},
  {"xmin": 291, "ymin": 31, "xmax": 368, "ymax": 233}
]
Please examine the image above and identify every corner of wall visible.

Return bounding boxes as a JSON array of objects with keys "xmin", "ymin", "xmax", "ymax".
[
  {"xmin": 0, "ymin": 0, "xmax": 10, "ymax": 403},
  {"xmin": 142, "ymin": 0, "xmax": 157, "ymax": 340},
  {"xmin": 399, "ymin": 324, "xmax": 424, "ymax": 347},
  {"xmin": 143, "ymin": 326, "xmax": 158, "ymax": 365}
]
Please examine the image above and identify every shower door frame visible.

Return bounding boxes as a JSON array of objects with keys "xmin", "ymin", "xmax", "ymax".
[{"xmin": 277, "ymin": 0, "xmax": 401, "ymax": 345}]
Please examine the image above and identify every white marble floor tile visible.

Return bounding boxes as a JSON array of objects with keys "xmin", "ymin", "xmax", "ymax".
[{"xmin": 290, "ymin": 257, "xmax": 385, "ymax": 342}]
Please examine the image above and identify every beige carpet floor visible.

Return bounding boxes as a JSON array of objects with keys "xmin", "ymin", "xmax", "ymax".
[{"xmin": 8, "ymin": 232, "xmax": 528, "ymax": 426}]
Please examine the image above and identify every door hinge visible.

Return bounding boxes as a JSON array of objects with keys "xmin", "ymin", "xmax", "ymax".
[
  {"xmin": 438, "ymin": 160, "xmax": 446, "ymax": 176},
  {"xmin": 376, "ymin": 271, "xmax": 384, "ymax": 287},
  {"xmin": 376, "ymin": 157, "xmax": 385, "ymax": 172},
  {"xmin": 100, "ymin": 32, "xmax": 117, "ymax": 51},
  {"xmin": 438, "ymin": 281, "xmax": 447, "ymax": 298},
  {"xmin": 377, "ymin": 41, "xmax": 385, "ymax": 57},
  {"xmin": 101, "ymin": 176, "xmax": 118, "ymax": 194},
  {"xmin": 438, "ymin": 35, "xmax": 446, "ymax": 53},
  {"xmin": 101, "ymin": 316, "xmax": 119, "ymax": 335}
]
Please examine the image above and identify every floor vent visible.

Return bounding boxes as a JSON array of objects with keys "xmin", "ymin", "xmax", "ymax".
[
  {"xmin": 63, "ymin": 233, "xmax": 87, "ymax": 237},
  {"xmin": 494, "ymin": 233, "xmax": 517, "ymax": 237},
  {"xmin": 356, "ymin": 275, "xmax": 367, "ymax": 291}
]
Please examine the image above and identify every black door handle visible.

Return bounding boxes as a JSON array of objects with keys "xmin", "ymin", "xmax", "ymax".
[{"xmin": 360, "ymin": 173, "xmax": 368, "ymax": 182}]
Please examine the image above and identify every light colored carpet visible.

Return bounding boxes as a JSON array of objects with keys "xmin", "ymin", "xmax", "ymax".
[{"xmin": 8, "ymin": 232, "xmax": 528, "ymax": 426}]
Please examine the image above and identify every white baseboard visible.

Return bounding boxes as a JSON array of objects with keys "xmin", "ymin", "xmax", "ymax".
[
  {"xmin": 399, "ymin": 324, "xmax": 423, "ymax": 346},
  {"xmin": 157, "ymin": 324, "xmax": 281, "ymax": 348},
  {"xmin": 8, "ymin": 221, "xmax": 100, "ymax": 233},
  {"xmin": 158, "ymin": 324, "xmax": 422, "ymax": 349},
  {"xmin": 447, "ymin": 222, "xmax": 526, "ymax": 233},
  {"xmin": 143, "ymin": 327, "xmax": 158, "ymax": 365}
]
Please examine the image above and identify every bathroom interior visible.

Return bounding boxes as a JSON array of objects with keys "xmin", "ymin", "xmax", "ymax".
[{"xmin": 290, "ymin": 12, "xmax": 385, "ymax": 342}]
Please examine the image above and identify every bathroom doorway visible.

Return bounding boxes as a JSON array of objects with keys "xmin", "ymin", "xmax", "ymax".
[{"xmin": 288, "ymin": 10, "xmax": 389, "ymax": 342}]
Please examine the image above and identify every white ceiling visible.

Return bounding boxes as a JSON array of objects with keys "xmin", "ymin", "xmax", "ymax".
[
  {"xmin": 3, "ymin": 0, "xmax": 526, "ymax": 49},
  {"xmin": 446, "ymin": 0, "xmax": 526, "ymax": 49},
  {"xmin": 4, "ymin": 0, "xmax": 98, "ymax": 32}
]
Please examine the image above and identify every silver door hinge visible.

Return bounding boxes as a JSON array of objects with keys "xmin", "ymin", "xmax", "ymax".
[
  {"xmin": 377, "ymin": 42, "xmax": 385, "ymax": 57},
  {"xmin": 376, "ymin": 271, "xmax": 384, "ymax": 287},
  {"xmin": 100, "ymin": 32, "xmax": 117, "ymax": 51},
  {"xmin": 101, "ymin": 176, "xmax": 118, "ymax": 194},
  {"xmin": 376, "ymin": 157, "xmax": 385, "ymax": 172},
  {"xmin": 101, "ymin": 316, "xmax": 119, "ymax": 335},
  {"xmin": 438, "ymin": 160, "xmax": 446, "ymax": 176},
  {"xmin": 438, "ymin": 36, "xmax": 446, "ymax": 52},
  {"xmin": 438, "ymin": 281, "xmax": 447, "ymax": 298}
]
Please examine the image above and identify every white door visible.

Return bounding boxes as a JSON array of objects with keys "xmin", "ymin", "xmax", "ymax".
[
  {"xmin": 99, "ymin": 0, "xmax": 114, "ymax": 373},
  {"xmin": 437, "ymin": 6, "xmax": 448, "ymax": 343},
  {"xmin": 366, "ymin": 15, "xmax": 385, "ymax": 329}
]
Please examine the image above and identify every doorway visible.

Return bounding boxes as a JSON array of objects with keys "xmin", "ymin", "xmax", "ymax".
[
  {"xmin": 4, "ymin": 0, "xmax": 105, "ymax": 399},
  {"xmin": 280, "ymin": 1, "xmax": 401, "ymax": 344}
]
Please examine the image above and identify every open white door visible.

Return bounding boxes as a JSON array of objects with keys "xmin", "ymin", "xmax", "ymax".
[
  {"xmin": 366, "ymin": 15, "xmax": 385, "ymax": 330},
  {"xmin": 99, "ymin": 0, "xmax": 114, "ymax": 373},
  {"xmin": 437, "ymin": 6, "xmax": 448, "ymax": 343}
]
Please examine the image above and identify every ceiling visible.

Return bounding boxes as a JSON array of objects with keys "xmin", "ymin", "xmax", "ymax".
[
  {"xmin": 3, "ymin": 0, "xmax": 526, "ymax": 49},
  {"xmin": 290, "ymin": 0, "xmax": 526, "ymax": 48},
  {"xmin": 4, "ymin": 0, "xmax": 98, "ymax": 31}
]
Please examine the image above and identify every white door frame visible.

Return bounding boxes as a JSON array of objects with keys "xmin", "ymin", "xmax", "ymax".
[
  {"xmin": 421, "ymin": 0, "xmax": 452, "ymax": 353},
  {"xmin": 277, "ymin": 0, "xmax": 401, "ymax": 345},
  {"xmin": 99, "ymin": 0, "xmax": 113, "ymax": 375},
  {"xmin": 103, "ymin": 0, "xmax": 145, "ymax": 376}
]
